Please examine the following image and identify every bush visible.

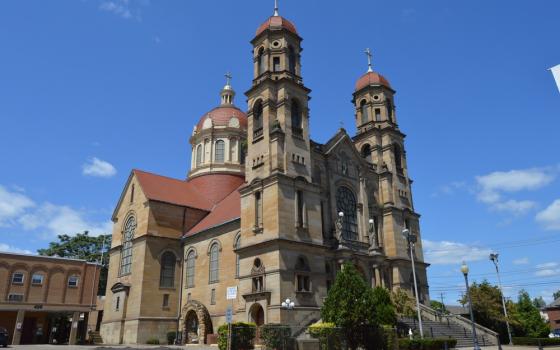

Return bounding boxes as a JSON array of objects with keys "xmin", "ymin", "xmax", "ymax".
[
  {"xmin": 512, "ymin": 337, "xmax": 560, "ymax": 346},
  {"xmin": 260, "ymin": 324, "xmax": 292, "ymax": 350},
  {"xmin": 218, "ymin": 322, "xmax": 257, "ymax": 350},
  {"xmin": 308, "ymin": 322, "xmax": 343, "ymax": 350},
  {"xmin": 166, "ymin": 331, "xmax": 176, "ymax": 345},
  {"xmin": 398, "ymin": 338, "xmax": 457, "ymax": 350},
  {"xmin": 146, "ymin": 337, "xmax": 160, "ymax": 345}
]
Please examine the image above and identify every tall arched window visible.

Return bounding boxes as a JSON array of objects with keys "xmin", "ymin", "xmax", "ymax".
[
  {"xmin": 295, "ymin": 256, "xmax": 311, "ymax": 292},
  {"xmin": 160, "ymin": 251, "xmax": 176, "ymax": 288},
  {"xmin": 253, "ymin": 100, "xmax": 263, "ymax": 136},
  {"xmin": 257, "ymin": 47, "xmax": 266, "ymax": 75},
  {"xmin": 288, "ymin": 45, "xmax": 296, "ymax": 74},
  {"xmin": 209, "ymin": 243, "xmax": 220, "ymax": 283},
  {"xmin": 234, "ymin": 235, "xmax": 241, "ymax": 278},
  {"xmin": 186, "ymin": 250, "xmax": 195, "ymax": 288},
  {"xmin": 361, "ymin": 144, "xmax": 372, "ymax": 163},
  {"xmin": 336, "ymin": 187, "xmax": 358, "ymax": 241},
  {"xmin": 120, "ymin": 216, "xmax": 136, "ymax": 276},
  {"xmin": 196, "ymin": 144, "xmax": 203, "ymax": 166},
  {"xmin": 215, "ymin": 140, "xmax": 225, "ymax": 163},
  {"xmin": 360, "ymin": 100, "xmax": 368, "ymax": 124},
  {"xmin": 387, "ymin": 98, "xmax": 393, "ymax": 122},
  {"xmin": 291, "ymin": 100, "xmax": 302, "ymax": 134},
  {"xmin": 394, "ymin": 144, "xmax": 403, "ymax": 172}
]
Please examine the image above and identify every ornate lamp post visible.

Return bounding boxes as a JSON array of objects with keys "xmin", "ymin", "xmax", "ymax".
[
  {"xmin": 402, "ymin": 228, "xmax": 423, "ymax": 338},
  {"xmin": 461, "ymin": 262, "xmax": 481, "ymax": 350},
  {"xmin": 281, "ymin": 298, "xmax": 295, "ymax": 310},
  {"xmin": 490, "ymin": 253, "xmax": 513, "ymax": 345}
]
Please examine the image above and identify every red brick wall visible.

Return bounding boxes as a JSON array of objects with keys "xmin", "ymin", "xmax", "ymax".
[{"xmin": 547, "ymin": 309, "xmax": 560, "ymax": 330}]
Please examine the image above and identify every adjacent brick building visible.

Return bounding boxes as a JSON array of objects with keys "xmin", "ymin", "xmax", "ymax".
[
  {"xmin": 0, "ymin": 252, "xmax": 100, "ymax": 345},
  {"xmin": 545, "ymin": 298, "xmax": 560, "ymax": 332}
]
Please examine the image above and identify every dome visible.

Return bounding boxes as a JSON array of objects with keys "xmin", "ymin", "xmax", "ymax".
[
  {"xmin": 256, "ymin": 15, "xmax": 298, "ymax": 36},
  {"xmin": 355, "ymin": 71, "xmax": 392, "ymax": 91},
  {"xmin": 196, "ymin": 106, "xmax": 248, "ymax": 132}
]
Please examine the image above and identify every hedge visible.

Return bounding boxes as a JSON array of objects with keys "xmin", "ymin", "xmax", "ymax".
[
  {"xmin": 260, "ymin": 324, "xmax": 293, "ymax": 350},
  {"xmin": 308, "ymin": 322, "xmax": 343, "ymax": 350},
  {"xmin": 217, "ymin": 322, "xmax": 257, "ymax": 350},
  {"xmin": 146, "ymin": 337, "xmax": 160, "ymax": 345},
  {"xmin": 398, "ymin": 338, "xmax": 457, "ymax": 350},
  {"xmin": 512, "ymin": 337, "xmax": 560, "ymax": 346}
]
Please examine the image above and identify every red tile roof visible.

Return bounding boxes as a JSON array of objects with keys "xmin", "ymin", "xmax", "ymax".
[
  {"xmin": 355, "ymin": 71, "xmax": 392, "ymax": 91},
  {"xmin": 133, "ymin": 170, "xmax": 244, "ymax": 211},
  {"xmin": 196, "ymin": 106, "xmax": 247, "ymax": 132},
  {"xmin": 256, "ymin": 15, "xmax": 298, "ymax": 36},
  {"xmin": 184, "ymin": 184, "xmax": 242, "ymax": 237}
]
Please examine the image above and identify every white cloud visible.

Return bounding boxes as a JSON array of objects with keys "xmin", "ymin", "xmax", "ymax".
[
  {"xmin": 0, "ymin": 185, "xmax": 35, "ymax": 226},
  {"xmin": 18, "ymin": 202, "xmax": 112, "ymax": 238},
  {"xmin": 432, "ymin": 181, "xmax": 467, "ymax": 197},
  {"xmin": 98, "ymin": 0, "xmax": 148, "ymax": 21},
  {"xmin": 536, "ymin": 199, "xmax": 560, "ymax": 230},
  {"xmin": 82, "ymin": 157, "xmax": 117, "ymax": 178},
  {"xmin": 535, "ymin": 262, "xmax": 560, "ymax": 277},
  {"xmin": 513, "ymin": 257, "xmax": 529, "ymax": 265},
  {"xmin": 475, "ymin": 168, "xmax": 555, "ymax": 215},
  {"xmin": 423, "ymin": 240, "xmax": 493, "ymax": 265},
  {"xmin": 0, "ymin": 243, "xmax": 33, "ymax": 255}
]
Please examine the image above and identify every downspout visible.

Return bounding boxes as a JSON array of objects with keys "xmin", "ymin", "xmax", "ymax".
[{"xmin": 176, "ymin": 207, "xmax": 187, "ymax": 344}]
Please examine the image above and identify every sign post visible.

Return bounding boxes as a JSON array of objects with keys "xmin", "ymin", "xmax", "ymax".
[{"xmin": 226, "ymin": 287, "xmax": 237, "ymax": 350}]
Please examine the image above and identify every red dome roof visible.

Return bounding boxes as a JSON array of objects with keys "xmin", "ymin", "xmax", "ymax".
[
  {"xmin": 256, "ymin": 16, "xmax": 298, "ymax": 36},
  {"xmin": 196, "ymin": 106, "xmax": 248, "ymax": 131},
  {"xmin": 355, "ymin": 71, "xmax": 392, "ymax": 91}
]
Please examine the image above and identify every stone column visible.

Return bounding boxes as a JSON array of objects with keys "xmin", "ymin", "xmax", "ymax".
[
  {"xmin": 68, "ymin": 311, "xmax": 80, "ymax": 345},
  {"xmin": 12, "ymin": 310, "xmax": 25, "ymax": 345}
]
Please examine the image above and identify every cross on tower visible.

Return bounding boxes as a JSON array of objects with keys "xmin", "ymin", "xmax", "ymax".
[
  {"xmin": 364, "ymin": 48, "xmax": 373, "ymax": 73},
  {"xmin": 225, "ymin": 72, "xmax": 232, "ymax": 86},
  {"xmin": 273, "ymin": 0, "xmax": 279, "ymax": 16}
]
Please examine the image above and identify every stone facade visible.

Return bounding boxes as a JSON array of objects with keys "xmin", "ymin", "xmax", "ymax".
[{"xmin": 101, "ymin": 7, "xmax": 429, "ymax": 345}]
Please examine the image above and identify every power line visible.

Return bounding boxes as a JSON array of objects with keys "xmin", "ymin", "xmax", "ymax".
[
  {"xmin": 430, "ymin": 265, "xmax": 560, "ymax": 279},
  {"xmin": 423, "ymin": 233, "xmax": 560, "ymax": 254}
]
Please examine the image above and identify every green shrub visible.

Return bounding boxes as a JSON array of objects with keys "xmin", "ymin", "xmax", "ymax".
[
  {"xmin": 308, "ymin": 322, "xmax": 343, "ymax": 350},
  {"xmin": 166, "ymin": 331, "xmax": 176, "ymax": 345},
  {"xmin": 398, "ymin": 338, "xmax": 457, "ymax": 350},
  {"xmin": 218, "ymin": 322, "xmax": 257, "ymax": 350},
  {"xmin": 146, "ymin": 337, "xmax": 160, "ymax": 345},
  {"xmin": 260, "ymin": 324, "xmax": 292, "ymax": 350},
  {"xmin": 512, "ymin": 337, "xmax": 560, "ymax": 346}
]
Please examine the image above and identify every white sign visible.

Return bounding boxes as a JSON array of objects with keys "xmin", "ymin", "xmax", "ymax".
[{"xmin": 226, "ymin": 286, "xmax": 237, "ymax": 300}]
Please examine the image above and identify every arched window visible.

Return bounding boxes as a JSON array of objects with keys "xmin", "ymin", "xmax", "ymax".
[
  {"xmin": 288, "ymin": 45, "xmax": 296, "ymax": 74},
  {"xmin": 291, "ymin": 100, "xmax": 302, "ymax": 134},
  {"xmin": 336, "ymin": 187, "xmax": 358, "ymax": 241},
  {"xmin": 360, "ymin": 100, "xmax": 368, "ymax": 124},
  {"xmin": 160, "ymin": 251, "xmax": 176, "ymax": 288},
  {"xmin": 253, "ymin": 100, "xmax": 263, "ymax": 136},
  {"xmin": 361, "ymin": 144, "xmax": 372, "ymax": 163},
  {"xmin": 209, "ymin": 243, "xmax": 220, "ymax": 283},
  {"xmin": 394, "ymin": 144, "xmax": 403, "ymax": 172},
  {"xmin": 257, "ymin": 47, "xmax": 266, "ymax": 75},
  {"xmin": 234, "ymin": 235, "xmax": 241, "ymax": 278},
  {"xmin": 196, "ymin": 144, "xmax": 203, "ymax": 166},
  {"xmin": 215, "ymin": 140, "xmax": 225, "ymax": 163},
  {"xmin": 387, "ymin": 98, "xmax": 393, "ymax": 122},
  {"xmin": 185, "ymin": 250, "xmax": 195, "ymax": 288},
  {"xmin": 295, "ymin": 256, "xmax": 311, "ymax": 292},
  {"xmin": 120, "ymin": 216, "xmax": 136, "ymax": 276}
]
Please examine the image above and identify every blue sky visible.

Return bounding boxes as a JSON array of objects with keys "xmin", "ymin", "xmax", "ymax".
[{"xmin": 0, "ymin": 0, "xmax": 559, "ymax": 305}]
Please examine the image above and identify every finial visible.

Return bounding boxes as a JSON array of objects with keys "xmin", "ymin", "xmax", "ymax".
[
  {"xmin": 364, "ymin": 48, "xmax": 373, "ymax": 73},
  {"xmin": 224, "ymin": 71, "xmax": 232, "ymax": 88},
  {"xmin": 273, "ymin": 0, "xmax": 279, "ymax": 16}
]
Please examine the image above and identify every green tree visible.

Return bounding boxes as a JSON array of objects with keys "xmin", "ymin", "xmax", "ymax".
[
  {"xmin": 322, "ymin": 262, "xmax": 389, "ymax": 349},
  {"xmin": 553, "ymin": 290, "xmax": 560, "ymax": 301},
  {"xmin": 533, "ymin": 296, "xmax": 546, "ymax": 309},
  {"xmin": 511, "ymin": 290, "xmax": 550, "ymax": 338},
  {"xmin": 391, "ymin": 288, "xmax": 416, "ymax": 318},
  {"xmin": 38, "ymin": 231, "xmax": 111, "ymax": 295},
  {"xmin": 371, "ymin": 286, "xmax": 397, "ymax": 326},
  {"xmin": 430, "ymin": 300, "xmax": 446, "ymax": 313}
]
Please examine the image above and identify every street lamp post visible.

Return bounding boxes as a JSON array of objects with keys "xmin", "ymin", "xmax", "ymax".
[
  {"xmin": 461, "ymin": 262, "xmax": 481, "ymax": 350},
  {"xmin": 490, "ymin": 253, "xmax": 513, "ymax": 345},
  {"xmin": 402, "ymin": 228, "xmax": 424, "ymax": 339},
  {"xmin": 281, "ymin": 299, "xmax": 295, "ymax": 350}
]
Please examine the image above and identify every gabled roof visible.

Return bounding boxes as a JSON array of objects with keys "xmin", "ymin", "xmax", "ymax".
[
  {"xmin": 322, "ymin": 128, "xmax": 365, "ymax": 162},
  {"xmin": 546, "ymin": 297, "xmax": 560, "ymax": 309},
  {"xmin": 184, "ymin": 184, "xmax": 243, "ymax": 237}
]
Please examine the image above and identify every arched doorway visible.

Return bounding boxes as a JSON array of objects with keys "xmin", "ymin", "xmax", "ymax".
[
  {"xmin": 249, "ymin": 303, "xmax": 265, "ymax": 343},
  {"xmin": 180, "ymin": 300, "xmax": 213, "ymax": 344}
]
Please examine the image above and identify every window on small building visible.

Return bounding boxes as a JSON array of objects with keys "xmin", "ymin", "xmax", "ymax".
[
  {"xmin": 209, "ymin": 243, "xmax": 220, "ymax": 284},
  {"xmin": 375, "ymin": 108, "xmax": 381, "ymax": 121},
  {"xmin": 120, "ymin": 215, "xmax": 136, "ymax": 276},
  {"xmin": 162, "ymin": 294, "xmax": 169, "ymax": 308},
  {"xmin": 196, "ymin": 144, "xmax": 203, "ymax": 166},
  {"xmin": 12, "ymin": 272, "xmax": 24, "ymax": 284},
  {"xmin": 291, "ymin": 100, "xmax": 302, "ymax": 134},
  {"xmin": 295, "ymin": 256, "xmax": 311, "ymax": 292},
  {"xmin": 186, "ymin": 250, "xmax": 196, "ymax": 288},
  {"xmin": 255, "ymin": 191, "xmax": 263, "ymax": 228},
  {"xmin": 273, "ymin": 57, "xmax": 281, "ymax": 72},
  {"xmin": 215, "ymin": 140, "xmax": 225, "ymax": 163},
  {"xmin": 360, "ymin": 100, "xmax": 368, "ymax": 124},
  {"xmin": 160, "ymin": 251, "xmax": 176, "ymax": 288},
  {"xmin": 68, "ymin": 276, "xmax": 79, "ymax": 287},
  {"xmin": 31, "ymin": 274, "xmax": 44, "ymax": 285},
  {"xmin": 210, "ymin": 288, "xmax": 216, "ymax": 305},
  {"xmin": 296, "ymin": 190, "xmax": 304, "ymax": 228}
]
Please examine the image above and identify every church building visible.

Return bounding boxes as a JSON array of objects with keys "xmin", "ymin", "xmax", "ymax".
[{"xmin": 100, "ymin": 4, "xmax": 429, "ymax": 345}]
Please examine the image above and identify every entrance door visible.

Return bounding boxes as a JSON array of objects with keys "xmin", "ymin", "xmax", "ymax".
[{"xmin": 21, "ymin": 317, "xmax": 36, "ymax": 344}]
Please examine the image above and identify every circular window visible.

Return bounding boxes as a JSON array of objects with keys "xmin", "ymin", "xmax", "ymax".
[
  {"xmin": 272, "ymin": 40, "xmax": 281, "ymax": 48},
  {"xmin": 373, "ymin": 95, "xmax": 380, "ymax": 100}
]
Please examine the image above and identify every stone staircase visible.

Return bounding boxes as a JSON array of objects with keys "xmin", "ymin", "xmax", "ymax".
[{"xmin": 88, "ymin": 331, "xmax": 103, "ymax": 345}]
